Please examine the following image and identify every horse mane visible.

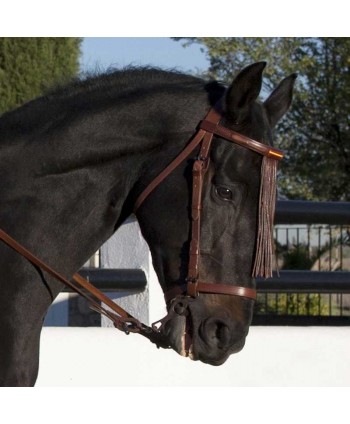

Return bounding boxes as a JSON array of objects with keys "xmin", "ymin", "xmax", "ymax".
[
  {"xmin": 48, "ymin": 66, "xmax": 204, "ymax": 99},
  {"xmin": 0, "ymin": 67, "xmax": 206, "ymax": 137}
]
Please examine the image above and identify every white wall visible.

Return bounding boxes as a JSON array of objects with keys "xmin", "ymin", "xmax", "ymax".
[
  {"xmin": 100, "ymin": 216, "xmax": 166, "ymax": 326},
  {"xmin": 36, "ymin": 326, "xmax": 350, "ymax": 386}
]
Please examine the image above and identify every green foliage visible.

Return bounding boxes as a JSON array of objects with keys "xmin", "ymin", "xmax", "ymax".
[
  {"xmin": 281, "ymin": 244, "xmax": 314, "ymax": 270},
  {"xmin": 255, "ymin": 292, "xmax": 328, "ymax": 316},
  {"xmin": 0, "ymin": 37, "xmax": 81, "ymax": 114},
  {"xmin": 174, "ymin": 38, "xmax": 350, "ymax": 201}
]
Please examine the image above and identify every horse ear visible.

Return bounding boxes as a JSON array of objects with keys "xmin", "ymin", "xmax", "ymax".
[
  {"xmin": 225, "ymin": 62, "xmax": 266, "ymax": 123},
  {"xmin": 264, "ymin": 73, "xmax": 297, "ymax": 128}
]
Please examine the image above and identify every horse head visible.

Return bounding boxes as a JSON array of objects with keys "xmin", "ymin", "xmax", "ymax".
[{"xmin": 135, "ymin": 62, "xmax": 297, "ymax": 365}]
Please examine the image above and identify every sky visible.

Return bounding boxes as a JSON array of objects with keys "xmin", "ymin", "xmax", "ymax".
[{"xmin": 80, "ymin": 38, "xmax": 209, "ymax": 74}]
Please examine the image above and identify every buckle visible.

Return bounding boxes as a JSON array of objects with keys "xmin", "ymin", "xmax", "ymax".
[{"xmin": 186, "ymin": 278, "xmax": 199, "ymax": 298}]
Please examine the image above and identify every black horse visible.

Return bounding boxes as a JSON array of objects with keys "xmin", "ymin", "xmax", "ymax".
[{"xmin": 0, "ymin": 62, "xmax": 296, "ymax": 386}]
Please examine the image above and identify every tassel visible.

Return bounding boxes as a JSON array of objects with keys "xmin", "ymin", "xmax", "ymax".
[{"xmin": 252, "ymin": 156, "xmax": 278, "ymax": 278}]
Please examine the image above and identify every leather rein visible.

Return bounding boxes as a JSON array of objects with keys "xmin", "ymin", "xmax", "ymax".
[{"xmin": 0, "ymin": 101, "xmax": 283, "ymax": 350}]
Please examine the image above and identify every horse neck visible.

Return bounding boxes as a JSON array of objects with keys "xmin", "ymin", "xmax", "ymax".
[{"xmin": 0, "ymin": 90, "xmax": 208, "ymax": 274}]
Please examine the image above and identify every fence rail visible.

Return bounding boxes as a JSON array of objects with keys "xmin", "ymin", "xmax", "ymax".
[
  {"xmin": 254, "ymin": 270, "xmax": 350, "ymax": 326},
  {"xmin": 256, "ymin": 270, "xmax": 350, "ymax": 293},
  {"xmin": 64, "ymin": 268, "xmax": 147, "ymax": 293},
  {"xmin": 275, "ymin": 200, "xmax": 350, "ymax": 225},
  {"xmin": 263, "ymin": 200, "xmax": 350, "ymax": 324}
]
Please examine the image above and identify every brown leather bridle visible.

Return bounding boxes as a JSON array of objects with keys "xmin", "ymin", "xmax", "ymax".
[
  {"xmin": 134, "ymin": 103, "xmax": 282, "ymax": 303},
  {"xmin": 0, "ymin": 99, "xmax": 283, "ymax": 350}
]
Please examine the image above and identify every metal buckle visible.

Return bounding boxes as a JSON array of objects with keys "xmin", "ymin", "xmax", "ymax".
[
  {"xmin": 112, "ymin": 317, "xmax": 143, "ymax": 335},
  {"xmin": 186, "ymin": 278, "xmax": 199, "ymax": 298}
]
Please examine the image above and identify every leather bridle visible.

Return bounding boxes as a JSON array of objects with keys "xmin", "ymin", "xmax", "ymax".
[
  {"xmin": 134, "ymin": 103, "xmax": 282, "ymax": 303},
  {"xmin": 0, "ymin": 99, "xmax": 283, "ymax": 350}
]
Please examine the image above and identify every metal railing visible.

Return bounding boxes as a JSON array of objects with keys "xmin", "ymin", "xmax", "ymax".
[
  {"xmin": 275, "ymin": 200, "xmax": 349, "ymax": 225},
  {"xmin": 253, "ymin": 200, "xmax": 350, "ymax": 325},
  {"xmin": 254, "ymin": 271, "xmax": 350, "ymax": 325}
]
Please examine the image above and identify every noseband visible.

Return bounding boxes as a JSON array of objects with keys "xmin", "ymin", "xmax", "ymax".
[{"xmin": 0, "ymin": 99, "xmax": 283, "ymax": 349}]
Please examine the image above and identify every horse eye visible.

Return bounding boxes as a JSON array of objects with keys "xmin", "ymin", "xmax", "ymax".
[{"xmin": 215, "ymin": 186, "xmax": 233, "ymax": 201}]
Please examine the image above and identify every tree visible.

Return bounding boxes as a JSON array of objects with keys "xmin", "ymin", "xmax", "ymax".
[
  {"xmin": 0, "ymin": 37, "xmax": 81, "ymax": 114},
  {"xmin": 174, "ymin": 38, "xmax": 350, "ymax": 201}
]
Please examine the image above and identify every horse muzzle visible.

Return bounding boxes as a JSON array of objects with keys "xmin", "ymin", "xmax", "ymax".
[{"xmin": 153, "ymin": 295, "xmax": 248, "ymax": 365}]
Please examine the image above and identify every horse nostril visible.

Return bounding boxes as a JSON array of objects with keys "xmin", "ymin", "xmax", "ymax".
[
  {"xmin": 217, "ymin": 323, "xmax": 230, "ymax": 343},
  {"xmin": 201, "ymin": 318, "xmax": 231, "ymax": 349}
]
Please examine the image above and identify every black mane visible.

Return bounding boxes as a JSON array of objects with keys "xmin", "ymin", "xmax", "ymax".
[{"xmin": 0, "ymin": 67, "xmax": 207, "ymax": 137}]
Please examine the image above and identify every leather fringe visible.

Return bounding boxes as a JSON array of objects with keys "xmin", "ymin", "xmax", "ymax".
[{"xmin": 252, "ymin": 156, "xmax": 278, "ymax": 278}]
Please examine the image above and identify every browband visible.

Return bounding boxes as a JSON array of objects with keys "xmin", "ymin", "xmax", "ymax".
[{"xmin": 199, "ymin": 119, "xmax": 283, "ymax": 160}]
